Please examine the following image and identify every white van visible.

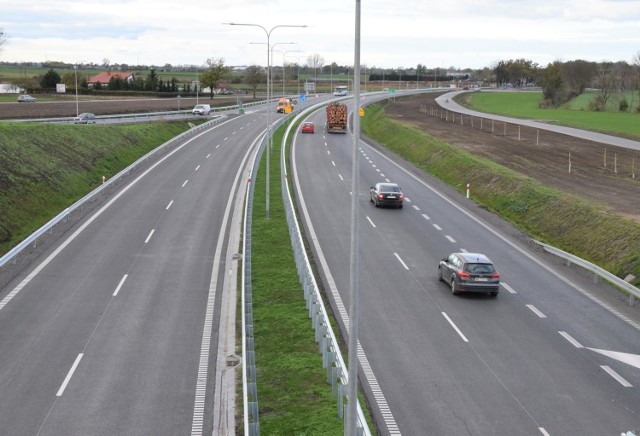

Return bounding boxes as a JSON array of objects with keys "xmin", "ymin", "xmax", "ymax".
[{"xmin": 193, "ymin": 104, "xmax": 211, "ymax": 115}]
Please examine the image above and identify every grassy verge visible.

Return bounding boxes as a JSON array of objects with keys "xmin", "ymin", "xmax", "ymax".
[
  {"xmin": 0, "ymin": 121, "xmax": 194, "ymax": 255},
  {"xmin": 249, "ymin": 119, "xmax": 347, "ymax": 434},
  {"xmin": 457, "ymin": 91, "xmax": 640, "ymax": 139},
  {"xmin": 361, "ymin": 101, "xmax": 640, "ymax": 286}
]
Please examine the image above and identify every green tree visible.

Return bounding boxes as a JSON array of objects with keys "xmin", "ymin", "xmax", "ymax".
[
  {"xmin": 145, "ymin": 69, "xmax": 159, "ymax": 91},
  {"xmin": 40, "ymin": 69, "xmax": 61, "ymax": 90},
  {"xmin": 200, "ymin": 58, "xmax": 229, "ymax": 99},
  {"xmin": 538, "ymin": 61, "xmax": 564, "ymax": 107},
  {"xmin": 244, "ymin": 64, "xmax": 266, "ymax": 98}
]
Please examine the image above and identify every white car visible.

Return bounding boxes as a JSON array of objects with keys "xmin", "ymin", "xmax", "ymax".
[
  {"xmin": 192, "ymin": 104, "xmax": 211, "ymax": 115},
  {"xmin": 17, "ymin": 94, "xmax": 36, "ymax": 103}
]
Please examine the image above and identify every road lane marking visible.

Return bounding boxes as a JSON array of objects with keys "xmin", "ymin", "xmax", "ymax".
[
  {"xmin": 195, "ymin": 165, "xmax": 201, "ymax": 171},
  {"xmin": 412, "ymin": 205, "xmax": 420, "ymax": 211},
  {"xmin": 442, "ymin": 312, "xmax": 469, "ymax": 342},
  {"xmin": 588, "ymin": 348, "xmax": 640, "ymax": 369},
  {"xmin": 339, "ymin": 174, "xmax": 344, "ymax": 181},
  {"xmin": 539, "ymin": 428, "xmax": 550, "ymax": 436},
  {"xmin": 460, "ymin": 248, "xmax": 468, "ymax": 253},
  {"xmin": 501, "ymin": 282, "xmax": 517, "ymax": 294},
  {"xmin": 182, "ymin": 179, "xmax": 189, "ymax": 187},
  {"xmin": 332, "ymin": 161, "xmax": 336, "ymax": 166},
  {"xmin": 166, "ymin": 200, "xmax": 174, "ymax": 210},
  {"xmin": 113, "ymin": 274, "xmax": 128, "ymax": 297},
  {"xmin": 559, "ymin": 331, "xmax": 583, "ymax": 348},
  {"xmin": 445, "ymin": 235, "xmax": 456, "ymax": 243},
  {"xmin": 526, "ymin": 304, "xmax": 547, "ymax": 318},
  {"xmin": 56, "ymin": 353, "xmax": 83, "ymax": 396},
  {"xmin": 385, "ymin": 178, "xmax": 390, "ymax": 182},
  {"xmin": 394, "ymin": 252, "xmax": 409, "ymax": 270},
  {"xmin": 421, "ymin": 213, "xmax": 430, "ymax": 220},
  {"xmin": 216, "ymin": 144, "xmax": 221, "ymax": 149},
  {"xmin": 145, "ymin": 229, "xmax": 155, "ymax": 244},
  {"xmin": 206, "ymin": 153, "xmax": 211, "ymax": 158},
  {"xmin": 433, "ymin": 224, "xmax": 442, "ymax": 231},
  {"xmin": 366, "ymin": 216, "xmax": 376, "ymax": 228},
  {"xmin": 601, "ymin": 365, "xmax": 632, "ymax": 387}
]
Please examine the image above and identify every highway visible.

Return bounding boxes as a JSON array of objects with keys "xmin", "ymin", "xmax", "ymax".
[
  {"xmin": 0, "ymin": 106, "xmax": 271, "ymax": 435},
  {"xmin": 291, "ymin": 101, "xmax": 640, "ymax": 435}
]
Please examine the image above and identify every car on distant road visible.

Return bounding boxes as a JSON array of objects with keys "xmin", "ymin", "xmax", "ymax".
[
  {"xmin": 301, "ymin": 121, "xmax": 315, "ymax": 134},
  {"xmin": 17, "ymin": 94, "xmax": 36, "ymax": 103},
  {"xmin": 192, "ymin": 104, "xmax": 211, "ymax": 115},
  {"xmin": 438, "ymin": 252, "xmax": 500, "ymax": 296},
  {"xmin": 74, "ymin": 112, "xmax": 97, "ymax": 124},
  {"xmin": 370, "ymin": 182, "xmax": 404, "ymax": 208}
]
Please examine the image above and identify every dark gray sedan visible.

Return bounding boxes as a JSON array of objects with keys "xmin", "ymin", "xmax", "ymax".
[
  {"xmin": 438, "ymin": 252, "xmax": 500, "ymax": 296},
  {"xmin": 370, "ymin": 182, "xmax": 404, "ymax": 208}
]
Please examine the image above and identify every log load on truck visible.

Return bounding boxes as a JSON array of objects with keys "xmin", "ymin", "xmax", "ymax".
[{"xmin": 326, "ymin": 102, "xmax": 348, "ymax": 133}]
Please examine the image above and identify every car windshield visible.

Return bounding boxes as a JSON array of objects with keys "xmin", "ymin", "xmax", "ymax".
[{"xmin": 464, "ymin": 263, "xmax": 495, "ymax": 274}]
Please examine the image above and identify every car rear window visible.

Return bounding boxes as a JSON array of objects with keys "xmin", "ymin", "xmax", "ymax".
[
  {"xmin": 464, "ymin": 263, "xmax": 495, "ymax": 274},
  {"xmin": 380, "ymin": 184, "xmax": 400, "ymax": 192}
]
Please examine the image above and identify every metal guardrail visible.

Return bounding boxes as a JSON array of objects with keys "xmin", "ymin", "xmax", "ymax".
[
  {"xmin": 535, "ymin": 240, "xmax": 639, "ymax": 304},
  {"xmin": 0, "ymin": 115, "xmax": 228, "ymax": 270},
  {"xmin": 6, "ymin": 99, "xmax": 276, "ymax": 124}
]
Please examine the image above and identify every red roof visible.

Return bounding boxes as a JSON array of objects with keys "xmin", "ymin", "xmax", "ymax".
[{"xmin": 88, "ymin": 71, "xmax": 134, "ymax": 84}]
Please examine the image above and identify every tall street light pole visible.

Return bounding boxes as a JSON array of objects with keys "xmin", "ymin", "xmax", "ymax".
[
  {"xmin": 347, "ymin": 0, "xmax": 362, "ymax": 434},
  {"xmin": 73, "ymin": 65, "xmax": 79, "ymax": 117},
  {"xmin": 224, "ymin": 22, "xmax": 306, "ymax": 218}
]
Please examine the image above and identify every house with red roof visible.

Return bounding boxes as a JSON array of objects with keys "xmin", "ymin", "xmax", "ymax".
[{"xmin": 87, "ymin": 71, "xmax": 135, "ymax": 87}]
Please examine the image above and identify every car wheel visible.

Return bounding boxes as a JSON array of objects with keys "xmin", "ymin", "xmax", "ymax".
[
  {"xmin": 451, "ymin": 279, "xmax": 458, "ymax": 295},
  {"xmin": 490, "ymin": 292, "xmax": 498, "ymax": 297},
  {"xmin": 438, "ymin": 267, "xmax": 443, "ymax": 282}
]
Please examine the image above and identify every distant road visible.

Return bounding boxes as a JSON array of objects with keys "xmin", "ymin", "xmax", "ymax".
[{"xmin": 437, "ymin": 91, "xmax": 640, "ymax": 151}]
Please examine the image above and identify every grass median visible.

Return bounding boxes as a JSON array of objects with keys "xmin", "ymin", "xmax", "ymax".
[{"xmin": 249, "ymin": 119, "xmax": 350, "ymax": 434}]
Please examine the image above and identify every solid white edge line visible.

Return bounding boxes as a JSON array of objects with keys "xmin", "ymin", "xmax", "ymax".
[
  {"xmin": 442, "ymin": 312, "xmax": 469, "ymax": 342},
  {"xmin": 56, "ymin": 353, "xmax": 83, "ymax": 396},
  {"xmin": 526, "ymin": 304, "xmax": 547, "ymax": 318},
  {"xmin": 113, "ymin": 274, "xmax": 128, "ymax": 297},
  {"xmin": 394, "ymin": 252, "xmax": 409, "ymax": 270},
  {"xmin": 600, "ymin": 365, "xmax": 633, "ymax": 387},
  {"xmin": 558, "ymin": 331, "xmax": 584, "ymax": 348}
]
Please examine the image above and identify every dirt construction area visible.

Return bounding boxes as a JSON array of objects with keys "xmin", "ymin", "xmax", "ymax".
[{"xmin": 384, "ymin": 93, "xmax": 640, "ymax": 223}]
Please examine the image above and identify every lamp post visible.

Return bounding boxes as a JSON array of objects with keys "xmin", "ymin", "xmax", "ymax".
[
  {"xmin": 73, "ymin": 65, "xmax": 79, "ymax": 117},
  {"xmin": 224, "ymin": 22, "xmax": 307, "ymax": 219}
]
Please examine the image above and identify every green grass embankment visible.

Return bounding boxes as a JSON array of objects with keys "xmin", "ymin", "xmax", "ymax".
[
  {"xmin": 0, "ymin": 121, "xmax": 193, "ymax": 255},
  {"xmin": 361, "ymin": 102, "xmax": 640, "ymax": 286}
]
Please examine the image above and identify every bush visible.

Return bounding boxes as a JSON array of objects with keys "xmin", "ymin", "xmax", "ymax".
[{"xmin": 618, "ymin": 98, "xmax": 629, "ymax": 112}]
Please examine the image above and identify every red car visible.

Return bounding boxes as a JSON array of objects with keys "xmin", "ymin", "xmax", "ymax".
[{"xmin": 301, "ymin": 122, "xmax": 315, "ymax": 133}]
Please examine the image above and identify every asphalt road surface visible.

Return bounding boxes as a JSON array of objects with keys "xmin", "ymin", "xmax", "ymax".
[
  {"xmin": 0, "ymin": 107, "xmax": 269, "ymax": 435},
  {"xmin": 291, "ymin": 100, "xmax": 640, "ymax": 435}
]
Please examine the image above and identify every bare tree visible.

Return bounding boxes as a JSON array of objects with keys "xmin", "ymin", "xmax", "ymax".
[{"xmin": 306, "ymin": 54, "xmax": 324, "ymax": 79}]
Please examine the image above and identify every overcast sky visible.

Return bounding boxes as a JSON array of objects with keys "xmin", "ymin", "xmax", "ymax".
[{"xmin": 1, "ymin": 0, "xmax": 639, "ymax": 70}]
